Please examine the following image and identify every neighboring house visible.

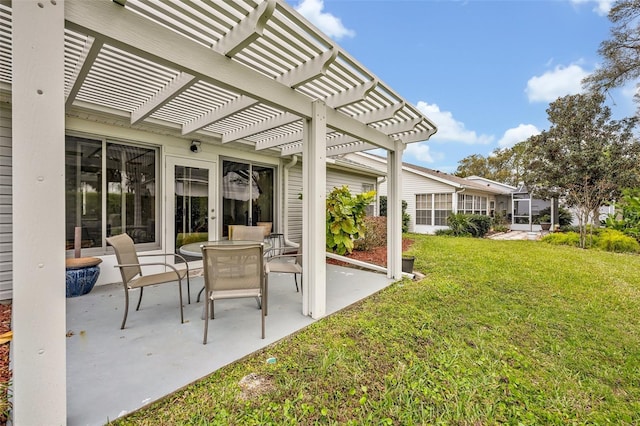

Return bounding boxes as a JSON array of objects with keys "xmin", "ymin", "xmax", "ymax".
[
  {"xmin": 342, "ymin": 152, "xmax": 509, "ymax": 234},
  {"xmin": 3, "ymin": 2, "xmax": 438, "ymax": 423}
]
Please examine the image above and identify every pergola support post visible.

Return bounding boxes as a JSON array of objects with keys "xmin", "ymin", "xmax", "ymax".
[
  {"xmin": 12, "ymin": 0, "xmax": 67, "ymax": 424},
  {"xmin": 302, "ymin": 100, "xmax": 327, "ymax": 319},
  {"xmin": 387, "ymin": 140, "xmax": 404, "ymax": 279}
]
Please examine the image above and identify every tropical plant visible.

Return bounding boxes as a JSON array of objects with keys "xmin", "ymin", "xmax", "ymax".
[
  {"xmin": 446, "ymin": 213, "xmax": 476, "ymax": 237},
  {"xmin": 604, "ymin": 188, "xmax": 640, "ymax": 242},
  {"xmin": 326, "ymin": 186, "xmax": 375, "ymax": 255}
]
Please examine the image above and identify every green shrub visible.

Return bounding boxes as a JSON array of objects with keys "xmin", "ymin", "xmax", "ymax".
[
  {"xmin": 446, "ymin": 213, "xmax": 474, "ymax": 237},
  {"xmin": 378, "ymin": 196, "xmax": 409, "ymax": 233},
  {"xmin": 492, "ymin": 224, "xmax": 510, "ymax": 233},
  {"xmin": 446, "ymin": 213, "xmax": 491, "ymax": 237},
  {"xmin": 402, "ymin": 200, "xmax": 410, "ymax": 233},
  {"xmin": 604, "ymin": 188, "xmax": 640, "ymax": 243},
  {"xmin": 538, "ymin": 206, "xmax": 573, "ymax": 227},
  {"xmin": 468, "ymin": 214, "xmax": 491, "ymax": 237},
  {"xmin": 596, "ymin": 229, "xmax": 640, "ymax": 253},
  {"xmin": 354, "ymin": 216, "xmax": 387, "ymax": 251},
  {"xmin": 541, "ymin": 232, "xmax": 581, "ymax": 247},
  {"xmin": 326, "ymin": 186, "xmax": 376, "ymax": 255},
  {"xmin": 434, "ymin": 229, "xmax": 455, "ymax": 236}
]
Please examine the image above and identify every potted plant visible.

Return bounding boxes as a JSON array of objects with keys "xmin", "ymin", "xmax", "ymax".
[{"xmin": 538, "ymin": 214, "xmax": 551, "ymax": 231}]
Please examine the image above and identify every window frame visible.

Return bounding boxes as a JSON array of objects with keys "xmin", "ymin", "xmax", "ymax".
[{"xmin": 65, "ymin": 132, "xmax": 162, "ymax": 255}]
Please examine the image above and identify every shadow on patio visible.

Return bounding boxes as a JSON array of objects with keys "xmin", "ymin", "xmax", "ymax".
[{"xmin": 66, "ymin": 263, "xmax": 394, "ymax": 425}]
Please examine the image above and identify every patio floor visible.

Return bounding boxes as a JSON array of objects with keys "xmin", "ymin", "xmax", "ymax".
[{"xmin": 66, "ymin": 263, "xmax": 395, "ymax": 425}]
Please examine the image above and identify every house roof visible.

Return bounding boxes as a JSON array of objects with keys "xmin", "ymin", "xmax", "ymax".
[
  {"xmin": 0, "ymin": 0, "xmax": 437, "ymax": 157},
  {"xmin": 349, "ymin": 152, "xmax": 509, "ymax": 195}
]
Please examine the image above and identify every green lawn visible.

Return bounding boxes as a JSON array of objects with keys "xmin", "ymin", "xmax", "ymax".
[{"xmin": 114, "ymin": 235, "xmax": 640, "ymax": 425}]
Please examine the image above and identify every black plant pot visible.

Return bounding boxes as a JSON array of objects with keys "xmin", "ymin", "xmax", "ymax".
[{"xmin": 402, "ymin": 256, "xmax": 415, "ymax": 273}]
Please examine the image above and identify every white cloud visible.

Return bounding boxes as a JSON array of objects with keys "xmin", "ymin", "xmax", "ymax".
[
  {"xmin": 526, "ymin": 64, "xmax": 589, "ymax": 103},
  {"xmin": 404, "ymin": 142, "xmax": 435, "ymax": 164},
  {"xmin": 416, "ymin": 101, "xmax": 494, "ymax": 145},
  {"xmin": 497, "ymin": 124, "xmax": 541, "ymax": 148},
  {"xmin": 293, "ymin": 0, "xmax": 355, "ymax": 40},
  {"xmin": 570, "ymin": 0, "xmax": 613, "ymax": 16}
]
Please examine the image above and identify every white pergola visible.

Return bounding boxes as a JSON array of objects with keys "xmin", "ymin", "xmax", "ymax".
[{"xmin": 3, "ymin": 0, "xmax": 437, "ymax": 423}]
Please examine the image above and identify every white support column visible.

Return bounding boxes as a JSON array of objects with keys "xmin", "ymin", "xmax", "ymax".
[
  {"xmin": 387, "ymin": 140, "xmax": 404, "ymax": 279},
  {"xmin": 302, "ymin": 100, "xmax": 327, "ymax": 319},
  {"xmin": 12, "ymin": 1, "xmax": 67, "ymax": 424}
]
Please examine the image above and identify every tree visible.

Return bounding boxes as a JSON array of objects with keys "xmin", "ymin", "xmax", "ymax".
[
  {"xmin": 523, "ymin": 92, "xmax": 640, "ymax": 248},
  {"xmin": 455, "ymin": 142, "xmax": 529, "ymax": 187},
  {"xmin": 583, "ymin": 0, "xmax": 640, "ymax": 111}
]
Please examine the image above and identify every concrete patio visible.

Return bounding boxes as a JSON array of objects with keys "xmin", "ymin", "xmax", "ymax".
[{"xmin": 65, "ymin": 263, "xmax": 395, "ymax": 425}]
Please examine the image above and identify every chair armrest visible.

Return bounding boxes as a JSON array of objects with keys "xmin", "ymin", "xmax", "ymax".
[
  {"xmin": 137, "ymin": 253, "xmax": 190, "ymax": 270},
  {"xmin": 113, "ymin": 262, "xmax": 184, "ymax": 275}
]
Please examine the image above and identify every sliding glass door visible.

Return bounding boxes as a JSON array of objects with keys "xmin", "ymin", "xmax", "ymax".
[{"xmin": 221, "ymin": 160, "xmax": 274, "ymax": 237}]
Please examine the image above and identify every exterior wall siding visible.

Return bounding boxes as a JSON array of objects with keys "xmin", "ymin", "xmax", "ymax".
[
  {"xmin": 0, "ymin": 107, "xmax": 12, "ymax": 300},
  {"xmin": 286, "ymin": 164, "xmax": 377, "ymax": 244}
]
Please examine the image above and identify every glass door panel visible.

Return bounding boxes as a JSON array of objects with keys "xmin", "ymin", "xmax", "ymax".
[
  {"xmin": 175, "ymin": 165, "xmax": 209, "ymax": 254},
  {"xmin": 222, "ymin": 160, "xmax": 274, "ymax": 237},
  {"xmin": 166, "ymin": 157, "xmax": 216, "ymax": 261}
]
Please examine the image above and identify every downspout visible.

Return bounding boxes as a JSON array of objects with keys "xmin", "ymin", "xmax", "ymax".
[
  {"xmin": 283, "ymin": 155, "xmax": 299, "ymax": 248},
  {"xmin": 376, "ymin": 176, "xmax": 386, "ymax": 216}
]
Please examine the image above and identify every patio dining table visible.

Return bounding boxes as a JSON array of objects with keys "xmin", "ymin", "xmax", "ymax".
[{"xmin": 178, "ymin": 239, "xmax": 272, "ymax": 258}]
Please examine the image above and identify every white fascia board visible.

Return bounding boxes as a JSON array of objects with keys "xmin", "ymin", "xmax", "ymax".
[
  {"xmin": 64, "ymin": 0, "xmax": 395, "ymax": 151},
  {"xmin": 403, "ymin": 166, "xmax": 463, "ymax": 189}
]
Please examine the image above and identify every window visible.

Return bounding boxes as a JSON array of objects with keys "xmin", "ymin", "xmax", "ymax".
[
  {"xmin": 416, "ymin": 194, "xmax": 431, "ymax": 225},
  {"xmin": 457, "ymin": 194, "xmax": 488, "ymax": 216},
  {"xmin": 65, "ymin": 135, "xmax": 158, "ymax": 251},
  {"xmin": 434, "ymin": 193, "xmax": 452, "ymax": 226},
  {"xmin": 362, "ymin": 183, "xmax": 375, "ymax": 216}
]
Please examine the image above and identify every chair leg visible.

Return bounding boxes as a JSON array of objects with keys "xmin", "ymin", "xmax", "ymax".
[
  {"xmin": 178, "ymin": 279, "xmax": 184, "ymax": 324},
  {"xmin": 254, "ymin": 297, "xmax": 261, "ymax": 309},
  {"xmin": 186, "ymin": 274, "xmax": 191, "ymax": 305},
  {"xmin": 264, "ymin": 275, "xmax": 268, "ymax": 316},
  {"xmin": 261, "ymin": 294, "xmax": 265, "ymax": 339},
  {"xmin": 294, "ymin": 274, "xmax": 299, "ymax": 292},
  {"xmin": 203, "ymin": 296, "xmax": 209, "ymax": 344},
  {"xmin": 135, "ymin": 287, "xmax": 144, "ymax": 311},
  {"xmin": 121, "ymin": 288, "xmax": 130, "ymax": 330},
  {"xmin": 196, "ymin": 286, "xmax": 205, "ymax": 303}
]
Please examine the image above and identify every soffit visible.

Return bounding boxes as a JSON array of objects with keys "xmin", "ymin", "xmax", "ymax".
[{"xmin": 0, "ymin": 0, "xmax": 437, "ymax": 156}]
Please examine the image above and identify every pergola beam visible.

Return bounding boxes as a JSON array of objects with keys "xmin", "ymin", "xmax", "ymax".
[
  {"xmin": 325, "ymin": 80, "xmax": 376, "ymax": 109},
  {"xmin": 65, "ymin": 0, "xmax": 396, "ymax": 151},
  {"xmin": 213, "ymin": 0, "xmax": 276, "ymax": 57},
  {"xmin": 131, "ymin": 72, "xmax": 196, "ymax": 124},
  {"xmin": 182, "ymin": 95, "xmax": 257, "ymax": 135},
  {"xmin": 276, "ymin": 49, "xmax": 338, "ymax": 88},
  {"xmin": 65, "ymin": 36, "xmax": 103, "ymax": 111},
  {"xmin": 221, "ymin": 112, "xmax": 300, "ymax": 144}
]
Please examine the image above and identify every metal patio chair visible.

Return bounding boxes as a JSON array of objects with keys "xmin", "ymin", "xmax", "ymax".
[
  {"xmin": 201, "ymin": 243, "xmax": 266, "ymax": 344},
  {"xmin": 106, "ymin": 233, "xmax": 190, "ymax": 329}
]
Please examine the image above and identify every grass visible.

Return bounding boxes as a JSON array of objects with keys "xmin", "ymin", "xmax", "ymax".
[{"xmin": 113, "ymin": 235, "xmax": 640, "ymax": 425}]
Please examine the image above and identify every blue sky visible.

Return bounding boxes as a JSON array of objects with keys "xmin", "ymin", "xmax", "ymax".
[{"xmin": 286, "ymin": 0, "xmax": 638, "ymax": 173}]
